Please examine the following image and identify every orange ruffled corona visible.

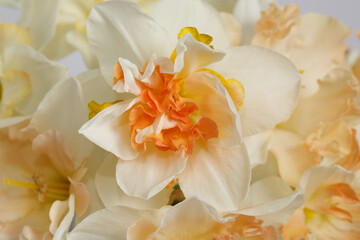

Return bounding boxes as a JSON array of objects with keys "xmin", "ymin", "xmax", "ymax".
[{"xmin": 113, "ymin": 61, "xmax": 218, "ymax": 156}]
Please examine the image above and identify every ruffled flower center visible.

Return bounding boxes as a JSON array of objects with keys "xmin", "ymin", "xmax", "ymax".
[{"xmin": 114, "ymin": 61, "xmax": 218, "ymax": 156}]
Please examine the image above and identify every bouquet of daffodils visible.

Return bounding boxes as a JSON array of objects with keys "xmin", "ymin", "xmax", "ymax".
[{"xmin": 1, "ymin": 0, "xmax": 359, "ymax": 239}]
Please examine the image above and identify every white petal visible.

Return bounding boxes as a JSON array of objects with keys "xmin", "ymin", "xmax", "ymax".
[
  {"xmin": 182, "ymin": 71, "xmax": 242, "ymax": 147},
  {"xmin": 51, "ymin": 194, "xmax": 75, "ymax": 240},
  {"xmin": 68, "ymin": 205, "xmax": 162, "ymax": 240},
  {"xmin": 204, "ymin": 0, "xmax": 237, "ymax": 12},
  {"xmin": 3, "ymin": 44, "xmax": 67, "ymax": 115},
  {"xmin": 244, "ymin": 130, "xmax": 271, "ymax": 168},
  {"xmin": 41, "ymin": 24, "xmax": 76, "ymax": 60},
  {"xmin": 116, "ymin": 146, "xmax": 187, "ymax": 199},
  {"xmin": 236, "ymin": 192, "xmax": 304, "ymax": 226},
  {"xmin": 233, "ymin": 0, "xmax": 277, "ymax": 45},
  {"xmin": 30, "ymin": 73, "xmax": 93, "ymax": 164},
  {"xmin": 151, "ymin": 198, "xmax": 220, "ymax": 238},
  {"xmin": 18, "ymin": 0, "xmax": 61, "ymax": 50},
  {"xmin": 151, "ymin": 0, "xmax": 230, "ymax": 48},
  {"xmin": 0, "ymin": 115, "xmax": 30, "ymax": 129},
  {"xmin": 79, "ymin": 97, "xmax": 140, "ymax": 160},
  {"xmin": 179, "ymin": 142, "xmax": 250, "ymax": 212},
  {"xmin": 174, "ymin": 34, "xmax": 225, "ymax": 76},
  {"xmin": 87, "ymin": 1, "xmax": 174, "ymax": 86},
  {"xmin": 241, "ymin": 176, "xmax": 294, "ymax": 208},
  {"xmin": 96, "ymin": 154, "xmax": 172, "ymax": 209},
  {"xmin": 208, "ymin": 46, "xmax": 301, "ymax": 136},
  {"xmin": 66, "ymin": 30, "xmax": 98, "ymax": 69},
  {"xmin": 0, "ymin": 23, "xmax": 30, "ymax": 55},
  {"xmin": 113, "ymin": 57, "xmax": 142, "ymax": 95}
]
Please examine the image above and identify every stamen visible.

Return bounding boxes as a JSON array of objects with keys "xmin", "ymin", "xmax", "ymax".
[{"xmin": 4, "ymin": 178, "xmax": 39, "ymax": 190}]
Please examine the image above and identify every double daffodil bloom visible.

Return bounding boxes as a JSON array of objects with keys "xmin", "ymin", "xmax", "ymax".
[
  {"xmin": 252, "ymin": 3, "xmax": 351, "ymax": 97},
  {"xmin": 79, "ymin": 1, "xmax": 300, "ymax": 212},
  {"xmin": 0, "ymin": 22, "xmax": 67, "ymax": 129},
  {"xmin": 0, "ymin": 70, "xmax": 111, "ymax": 239},
  {"xmin": 281, "ymin": 166, "xmax": 360, "ymax": 240},
  {"xmin": 68, "ymin": 198, "xmax": 279, "ymax": 240}
]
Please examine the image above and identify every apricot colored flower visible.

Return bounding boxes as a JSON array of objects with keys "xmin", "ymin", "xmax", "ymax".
[
  {"xmin": 252, "ymin": 3, "xmax": 351, "ymax": 97},
  {"xmin": 79, "ymin": 1, "xmax": 300, "ymax": 212},
  {"xmin": 271, "ymin": 68, "xmax": 360, "ymax": 187},
  {"xmin": 281, "ymin": 166, "xmax": 360, "ymax": 240}
]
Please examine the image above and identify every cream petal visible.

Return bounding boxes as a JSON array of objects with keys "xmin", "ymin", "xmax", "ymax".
[
  {"xmin": 244, "ymin": 130, "xmax": 271, "ymax": 168},
  {"xmin": 3, "ymin": 44, "xmax": 67, "ymax": 116},
  {"xmin": 87, "ymin": 1, "xmax": 175, "ymax": 86},
  {"xmin": 203, "ymin": 0, "xmax": 237, "ymax": 12},
  {"xmin": 174, "ymin": 34, "xmax": 225, "ymax": 77},
  {"xmin": 66, "ymin": 30, "xmax": 99, "ymax": 69},
  {"xmin": 298, "ymin": 165, "xmax": 355, "ymax": 198},
  {"xmin": 241, "ymin": 176, "xmax": 294, "ymax": 209},
  {"xmin": 233, "ymin": 0, "xmax": 277, "ymax": 45},
  {"xmin": 179, "ymin": 142, "xmax": 250, "ymax": 212},
  {"xmin": 79, "ymin": 97, "xmax": 140, "ymax": 160},
  {"xmin": 182, "ymin": 71, "xmax": 242, "ymax": 147},
  {"xmin": 18, "ymin": 0, "xmax": 61, "ymax": 50},
  {"xmin": 116, "ymin": 145, "xmax": 187, "ymax": 199},
  {"xmin": 280, "ymin": 68, "xmax": 358, "ymax": 137},
  {"xmin": 151, "ymin": 0, "xmax": 230, "ymax": 48},
  {"xmin": 67, "ymin": 205, "xmax": 162, "ymax": 240},
  {"xmin": 150, "ymin": 198, "xmax": 220, "ymax": 239},
  {"xmin": 0, "ymin": 115, "xmax": 30, "ymax": 129},
  {"xmin": 290, "ymin": 13, "xmax": 351, "ymax": 97},
  {"xmin": 236, "ymin": 192, "xmax": 304, "ymax": 226},
  {"xmin": 41, "ymin": 24, "xmax": 76, "ymax": 60},
  {"xmin": 208, "ymin": 46, "xmax": 301, "ymax": 136},
  {"xmin": 52, "ymin": 194, "xmax": 75, "ymax": 240},
  {"xmin": 0, "ymin": 23, "xmax": 30, "ymax": 55},
  {"xmin": 1, "ymin": 70, "xmax": 31, "ymax": 107},
  {"xmin": 271, "ymin": 129, "xmax": 318, "ymax": 187},
  {"xmin": 49, "ymin": 198, "xmax": 69, "ymax": 235},
  {"xmin": 69, "ymin": 178, "xmax": 89, "ymax": 217},
  {"xmin": 32, "ymin": 129, "xmax": 75, "ymax": 177},
  {"xmin": 96, "ymin": 154, "xmax": 172, "ymax": 209},
  {"xmin": 30, "ymin": 73, "xmax": 96, "ymax": 164},
  {"xmin": 113, "ymin": 57, "xmax": 142, "ymax": 95}
]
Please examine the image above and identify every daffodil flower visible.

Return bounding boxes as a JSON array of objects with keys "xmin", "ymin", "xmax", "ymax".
[
  {"xmin": 67, "ymin": 198, "xmax": 280, "ymax": 240},
  {"xmin": 0, "ymin": 70, "xmax": 111, "ymax": 239},
  {"xmin": 252, "ymin": 2, "xmax": 351, "ymax": 97},
  {"xmin": 281, "ymin": 166, "xmax": 360, "ymax": 240},
  {"xmin": 79, "ymin": 1, "xmax": 300, "ymax": 212},
  {"xmin": 271, "ymin": 68, "xmax": 360, "ymax": 187},
  {"xmin": 0, "ymin": 23, "xmax": 67, "ymax": 128}
]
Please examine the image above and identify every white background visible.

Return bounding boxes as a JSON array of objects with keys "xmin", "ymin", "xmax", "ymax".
[{"xmin": 0, "ymin": 0, "xmax": 359, "ymax": 76}]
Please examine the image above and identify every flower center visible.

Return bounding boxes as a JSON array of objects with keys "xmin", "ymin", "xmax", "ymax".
[{"xmin": 4, "ymin": 173, "xmax": 69, "ymax": 202}]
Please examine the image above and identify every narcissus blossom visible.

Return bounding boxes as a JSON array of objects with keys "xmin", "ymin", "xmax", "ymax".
[
  {"xmin": 252, "ymin": 3, "xmax": 351, "ymax": 97},
  {"xmin": 271, "ymin": 68, "xmax": 360, "ymax": 187},
  {"xmin": 79, "ymin": 0, "xmax": 300, "ymax": 212},
  {"xmin": 68, "ymin": 198, "xmax": 279, "ymax": 240},
  {"xmin": 281, "ymin": 166, "xmax": 360, "ymax": 240},
  {"xmin": 0, "ymin": 22, "xmax": 67, "ymax": 128}
]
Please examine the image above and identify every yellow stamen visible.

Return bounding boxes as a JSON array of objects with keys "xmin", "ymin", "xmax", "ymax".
[
  {"xmin": 4, "ymin": 178, "xmax": 39, "ymax": 190},
  {"xmin": 299, "ymin": 69, "xmax": 304, "ymax": 74},
  {"xmin": 170, "ymin": 27, "xmax": 214, "ymax": 62},
  {"xmin": 196, "ymin": 68, "xmax": 245, "ymax": 111},
  {"xmin": 88, "ymin": 100, "xmax": 121, "ymax": 119}
]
